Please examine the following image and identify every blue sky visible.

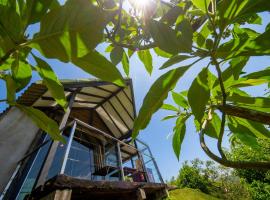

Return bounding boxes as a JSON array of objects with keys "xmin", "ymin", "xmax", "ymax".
[{"xmin": 0, "ymin": 12, "xmax": 269, "ymax": 181}]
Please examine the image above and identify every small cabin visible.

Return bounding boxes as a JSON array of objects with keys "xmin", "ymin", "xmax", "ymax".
[{"xmin": 0, "ymin": 79, "xmax": 167, "ymax": 200}]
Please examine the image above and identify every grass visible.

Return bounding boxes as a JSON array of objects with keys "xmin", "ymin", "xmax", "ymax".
[{"xmin": 167, "ymin": 188, "xmax": 220, "ymax": 200}]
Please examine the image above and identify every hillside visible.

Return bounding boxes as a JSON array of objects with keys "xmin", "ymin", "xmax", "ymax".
[{"xmin": 167, "ymin": 188, "xmax": 220, "ymax": 200}]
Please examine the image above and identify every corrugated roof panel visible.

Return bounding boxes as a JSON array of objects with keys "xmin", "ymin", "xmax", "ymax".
[
  {"xmin": 96, "ymin": 106, "xmax": 122, "ymax": 138},
  {"xmin": 33, "ymin": 99, "xmax": 57, "ymax": 107},
  {"xmin": 102, "ymin": 101, "xmax": 129, "ymax": 134},
  {"xmin": 110, "ymin": 96, "xmax": 133, "ymax": 129},
  {"xmin": 116, "ymin": 91, "xmax": 134, "ymax": 119},
  {"xmin": 81, "ymin": 87, "xmax": 111, "ymax": 97},
  {"xmin": 75, "ymin": 94, "xmax": 103, "ymax": 103},
  {"xmin": 98, "ymin": 84, "xmax": 119, "ymax": 93},
  {"xmin": 72, "ymin": 102, "xmax": 97, "ymax": 108}
]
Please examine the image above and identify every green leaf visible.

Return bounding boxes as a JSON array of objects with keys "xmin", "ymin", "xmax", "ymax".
[
  {"xmin": 154, "ymin": 47, "xmax": 172, "ymax": 58},
  {"xmin": 110, "ymin": 46, "xmax": 124, "ymax": 65},
  {"xmin": 228, "ymin": 116, "xmax": 270, "ymax": 139},
  {"xmin": 122, "ymin": 51, "xmax": 129, "ymax": 76},
  {"xmin": 160, "ymin": 55, "xmax": 193, "ymax": 69},
  {"xmin": 72, "ymin": 50, "xmax": 125, "ymax": 86},
  {"xmin": 171, "ymin": 91, "xmax": 189, "ymax": 109},
  {"xmin": 203, "ymin": 112, "xmax": 221, "ymax": 139},
  {"xmin": 217, "ymin": 0, "xmax": 270, "ymax": 30},
  {"xmin": 228, "ymin": 79, "xmax": 268, "ymax": 88},
  {"xmin": 11, "ymin": 52, "xmax": 32, "ymax": 91},
  {"xmin": 33, "ymin": 55, "xmax": 67, "ymax": 109},
  {"xmin": 30, "ymin": 0, "xmax": 109, "ymax": 62},
  {"xmin": 16, "ymin": 104, "xmax": 64, "ymax": 142},
  {"xmin": 161, "ymin": 115, "xmax": 178, "ymax": 121},
  {"xmin": 149, "ymin": 19, "xmax": 192, "ymax": 55},
  {"xmin": 0, "ymin": 4, "xmax": 22, "ymax": 54},
  {"xmin": 194, "ymin": 21, "xmax": 211, "ymax": 48},
  {"xmin": 23, "ymin": 0, "xmax": 56, "ymax": 26},
  {"xmin": 132, "ymin": 66, "xmax": 190, "ymax": 138},
  {"xmin": 137, "ymin": 50, "xmax": 153, "ymax": 74},
  {"xmin": 188, "ymin": 68, "xmax": 210, "ymax": 123},
  {"xmin": 173, "ymin": 115, "xmax": 187, "ymax": 159},
  {"xmin": 227, "ymin": 93, "xmax": 270, "ymax": 112},
  {"xmin": 161, "ymin": 104, "xmax": 179, "ymax": 112},
  {"xmin": 217, "ymin": 29, "xmax": 270, "ymax": 59},
  {"xmin": 161, "ymin": 6, "xmax": 184, "ymax": 25},
  {"xmin": 213, "ymin": 56, "xmax": 249, "ymax": 88},
  {"xmin": 231, "ymin": 133, "xmax": 259, "ymax": 149},
  {"xmin": 191, "ymin": 0, "xmax": 211, "ymax": 13},
  {"xmin": 243, "ymin": 68, "xmax": 270, "ymax": 80}
]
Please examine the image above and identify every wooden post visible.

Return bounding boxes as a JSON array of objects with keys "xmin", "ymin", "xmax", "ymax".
[
  {"xmin": 36, "ymin": 92, "xmax": 77, "ymax": 187},
  {"xmin": 136, "ymin": 188, "xmax": 146, "ymax": 200},
  {"xmin": 41, "ymin": 189, "xmax": 72, "ymax": 200},
  {"xmin": 116, "ymin": 142, "xmax": 125, "ymax": 181}
]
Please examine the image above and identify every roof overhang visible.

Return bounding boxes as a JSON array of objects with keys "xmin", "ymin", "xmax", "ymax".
[{"xmin": 16, "ymin": 78, "xmax": 136, "ymax": 140}]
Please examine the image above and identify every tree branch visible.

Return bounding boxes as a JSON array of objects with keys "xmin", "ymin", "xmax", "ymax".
[
  {"xmin": 216, "ymin": 104, "xmax": 270, "ymax": 125},
  {"xmin": 217, "ymin": 112, "xmax": 226, "ymax": 159},
  {"xmin": 200, "ymin": 124, "xmax": 270, "ymax": 169}
]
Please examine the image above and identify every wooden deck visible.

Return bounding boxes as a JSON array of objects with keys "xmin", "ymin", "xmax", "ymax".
[{"xmin": 27, "ymin": 175, "xmax": 168, "ymax": 200}]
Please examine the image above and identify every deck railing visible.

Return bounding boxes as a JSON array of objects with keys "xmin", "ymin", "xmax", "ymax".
[{"xmin": 1, "ymin": 118, "xmax": 163, "ymax": 200}]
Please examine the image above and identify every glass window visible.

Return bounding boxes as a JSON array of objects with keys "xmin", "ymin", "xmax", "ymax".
[{"xmin": 16, "ymin": 136, "xmax": 51, "ymax": 200}]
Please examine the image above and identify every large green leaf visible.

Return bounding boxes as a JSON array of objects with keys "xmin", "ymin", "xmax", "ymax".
[
  {"xmin": 121, "ymin": 51, "xmax": 129, "ymax": 76},
  {"xmin": 217, "ymin": 29, "xmax": 270, "ymax": 59},
  {"xmin": 23, "ymin": 0, "xmax": 56, "ymax": 27},
  {"xmin": 16, "ymin": 104, "xmax": 64, "ymax": 142},
  {"xmin": 243, "ymin": 68, "xmax": 270, "ymax": 80},
  {"xmin": 172, "ymin": 91, "xmax": 189, "ymax": 109},
  {"xmin": 149, "ymin": 19, "xmax": 192, "ymax": 55},
  {"xmin": 228, "ymin": 116, "xmax": 270, "ymax": 139},
  {"xmin": 132, "ymin": 66, "xmax": 190, "ymax": 138},
  {"xmin": 203, "ymin": 112, "xmax": 221, "ymax": 139},
  {"xmin": 33, "ymin": 55, "xmax": 67, "ymax": 109},
  {"xmin": 11, "ymin": 52, "xmax": 32, "ymax": 91},
  {"xmin": 188, "ymin": 68, "xmax": 210, "ymax": 123},
  {"xmin": 191, "ymin": 0, "xmax": 211, "ymax": 13},
  {"xmin": 0, "ymin": 4, "xmax": 22, "ymax": 55},
  {"xmin": 137, "ymin": 50, "xmax": 153, "ymax": 74},
  {"xmin": 173, "ymin": 115, "xmax": 187, "ymax": 159},
  {"xmin": 227, "ymin": 93, "xmax": 270, "ymax": 112},
  {"xmin": 213, "ymin": 56, "xmax": 249, "ymax": 89},
  {"xmin": 30, "ymin": 0, "xmax": 109, "ymax": 62},
  {"xmin": 72, "ymin": 50, "xmax": 125, "ymax": 86},
  {"xmin": 154, "ymin": 47, "xmax": 172, "ymax": 58},
  {"xmin": 217, "ymin": 0, "xmax": 270, "ymax": 30},
  {"xmin": 228, "ymin": 79, "xmax": 268, "ymax": 88},
  {"xmin": 110, "ymin": 46, "xmax": 124, "ymax": 66},
  {"xmin": 160, "ymin": 55, "xmax": 193, "ymax": 69}
]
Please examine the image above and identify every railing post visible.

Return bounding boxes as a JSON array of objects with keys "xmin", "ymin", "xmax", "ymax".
[
  {"xmin": 136, "ymin": 139, "xmax": 164, "ymax": 183},
  {"xmin": 116, "ymin": 142, "xmax": 125, "ymax": 181},
  {"xmin": 134, "ymin": 140, "xmax": 150, "ymax": 183},
  {"xmin": 60, "ymin": 121, "xmax": 77, "ymax": 174}
]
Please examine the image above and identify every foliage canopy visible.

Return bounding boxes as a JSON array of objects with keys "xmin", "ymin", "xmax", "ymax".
[{"xmin": 1, "ymin": 0, "xmax": 270, "ymax": 169}]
